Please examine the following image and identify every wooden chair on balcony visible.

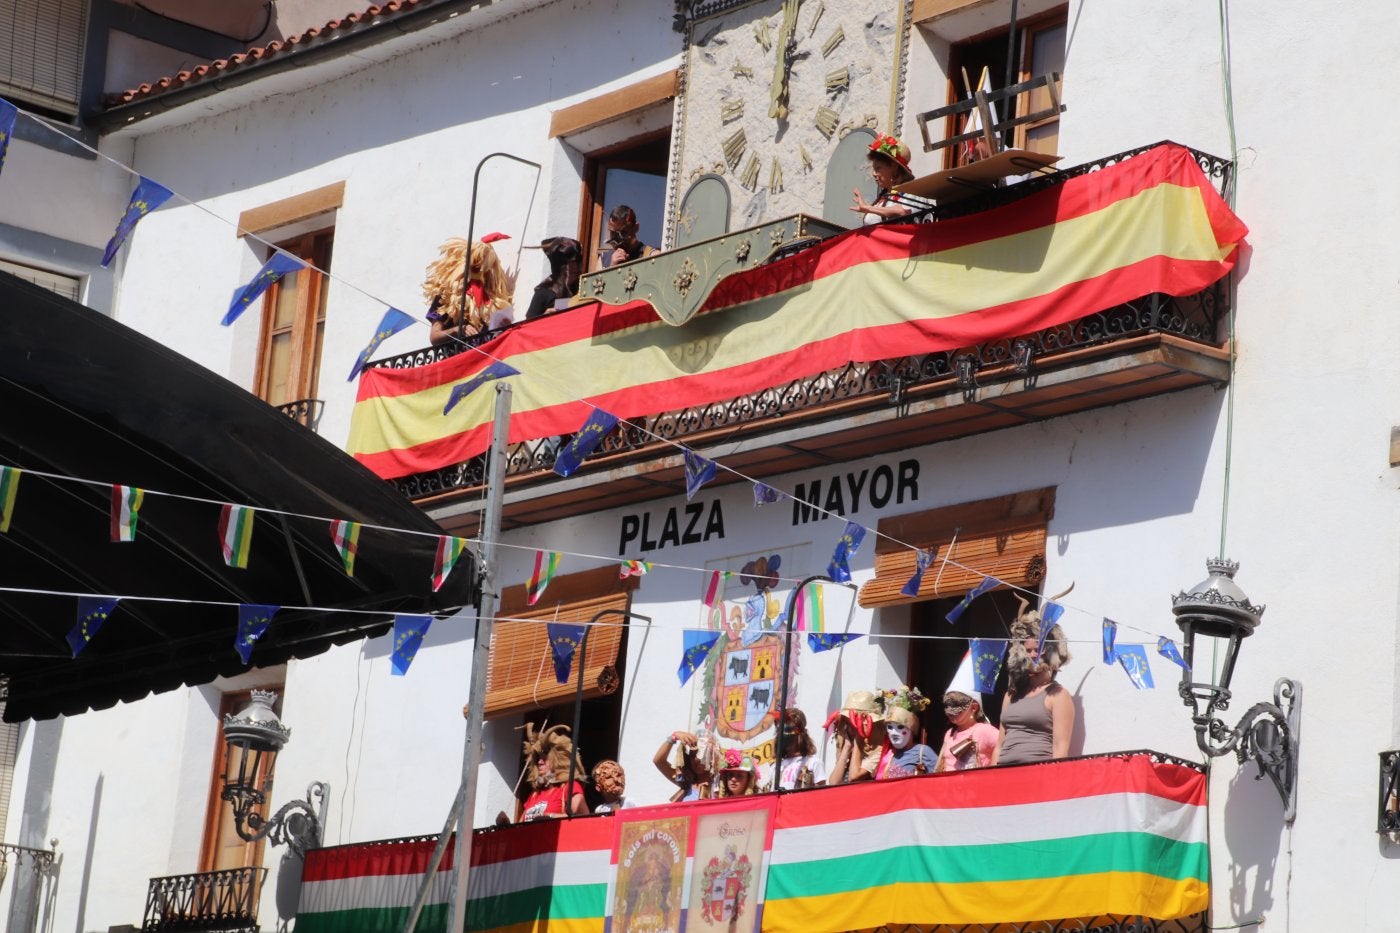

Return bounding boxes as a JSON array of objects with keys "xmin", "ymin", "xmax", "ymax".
[{"xmin": 904, "ymin": 71, "xmax": 1066, "ymax": 204}]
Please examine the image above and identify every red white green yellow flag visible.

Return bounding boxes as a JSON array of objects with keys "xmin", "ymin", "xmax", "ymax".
[
  {"xmin": 431, "ymin": 535, "xmax": 468, "ymax": 592},
  {"xmin": 348, "ymin": 143, "xmax": 1247, "ymax": 479},
  {"xmin": 329, "ymin": 519, "xmax": 361, "ymax": 576},
  {"xmin": 219, "ymin": 503, "xmax": 255, "ymax": 569},
  {"xmin": 110, "ymin": 484, "xmax": 145, "ymax": 543},
  {"xmin": 0, "ymin": 466, "xmax": 19, "ymax": 533},
  {"xmin": 619, "ymin": 559, "xmax": 652, "ymax": 579},
  {"xmin": 525, "ymin": 549, "xmax": 561, "ymax": 606}
]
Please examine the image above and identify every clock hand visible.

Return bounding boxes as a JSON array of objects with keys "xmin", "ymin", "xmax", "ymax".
[{"xmin": 769, "ymin": 0, "xmax": 801, "ymax": 120}]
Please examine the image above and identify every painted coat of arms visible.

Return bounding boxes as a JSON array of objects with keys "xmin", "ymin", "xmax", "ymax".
[{"xmin": 700, "ymin": 845, "xmax": 753, "ymax": 924}]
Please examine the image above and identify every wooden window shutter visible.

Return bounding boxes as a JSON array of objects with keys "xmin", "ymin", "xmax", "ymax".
[
  {"xmin": 859, "ymin": 487, "xmax": 1055, "ymax": 608},
  {"xmin": 484, "ymin": 566, "xmax": 638, "ymax": 718},
  {"xmin": 0, "ymin": 0, "xmax": 89, "ymax": 116}
]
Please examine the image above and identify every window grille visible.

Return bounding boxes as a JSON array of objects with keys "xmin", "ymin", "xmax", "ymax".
[{"xmin": 0, "ymin": 258, "xmax": 82, "ymax": 302}]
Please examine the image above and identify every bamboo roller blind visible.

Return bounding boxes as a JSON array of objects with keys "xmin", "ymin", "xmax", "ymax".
[
  {"xmin": 485, "ymin": 566, "xmax": 637, "ymax": 718},
  {"xmin": 859, "ymin": 487, "xmax": 1055, "ymax": 608}
]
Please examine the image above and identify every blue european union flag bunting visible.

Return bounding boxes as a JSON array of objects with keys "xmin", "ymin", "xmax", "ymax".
[
  {"xmin": 102, "ymin": 176, "xmax": 174, "ymax": 267},
  {"xmin": 900, "ymin": 548, "xmax": 935, "ymax": 597},
  {"xmin": 678, "ymin": 629, "xmax": 721, "ymax": 685},
  {"xmin": 234, "ymin": 603, "xmax": 281, "ymax": 664},
  {"xmin": 753, "ymin": 483, "xmax": 785, "ymax": 507},
  {"xmin": 67, "ymin": 596, "xmax": 121, "ymax": 658},
  {"xmin": 391, "ymin": 614, "xmax": 434, "ymax": 676},
  {"xmin": 1102, "ymin": 618, "xmax": 1119, "ymax": 664},
  {"xmin": 553, "ymin": 408, "xmax": 619, "ymax": 477},
  {"xmin": 946, "ymin": 576, "xmax": 998, "ymax": 623},
  {"xmin": 0, "ymin": 99, "xmax": 16, "ymax": 179},
  {"xmin": 826, "ymin": 521, "xmax": 867, "ymax": 583},
  {"xmin": 223, "ymin": 252, "xmax": 306, "ymax": 326},
  {"xmin": 807, "ymin": 632, "xmax": 863, "ymax": 653},
  {"xmin": 1157, "ymin": 636, "xmax": 1190, "ymax": 671},
  {"xmin": 1117, "ymin": 644, "xmax": 1155, "ymax": 689},
  {"xmin": 683, "ymin": 449, "xmax": 717, "ymax": 500},
  {"xmin": 547, "ymin": 620, "xmax": 586, "ymax": 684},
  {"xmin": 442, "ymin": 361, "xmax": 520, "ymax": 412},
  {"xmin": 970, "ymin": 638, "xmax": 1005, "ymax": 694},
  {"xmin": 349, "ymin": 308, "xmax": 417, "ymax": 380},
  {"xmin": 1037, "ymin": 601, "xmax": 1065, "ymax": 656}
]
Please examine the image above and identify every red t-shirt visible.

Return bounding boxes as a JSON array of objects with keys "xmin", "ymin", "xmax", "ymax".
[{"xmin": 521, "ymin": 781, "xmax": 584, "ymax": 821}]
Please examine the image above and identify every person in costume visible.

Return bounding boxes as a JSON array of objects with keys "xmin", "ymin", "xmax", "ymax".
[
  {"xmin": 591, "ymin": 759, "xmax": 634, "ymax": 812},
  {"xmin": 827, "ymin": 689, "xmax": 887, "ymax": 783},
  {"xmin": 422, "ymin": 233, "xmax": 514, "ymax": 345},
  {"xmin": 997, "ymin": 599, "xmax": 1075, "ymax": 764},
  {"xmin": 874, "ymin": 685, "xmax": 936, "ymax": 779},
  {"xmin": 936, "ymin": 690, "xmax": 999, "ymax": 771},
  {"xmin": 715, "ymin": 748, "xmax": 757, "ymax": 797},
  {"xmin": 604, "ymin": 205, "xmax": 658, "ymax": 267},
  {"xmin": 525, "ymin": 236, "xmax": 583, "ymax": 319},
  {"xmin": 851, "ymin": 134, "xmax": 917, "ymax": 224},
  {"xmin": 775, "ymin": 707, "xmax": 827, "ymax": 790},
  {"xmin": 653, "ymin": 730, "xmax": 717, "ymax": 802},
  {"xmin": 517, "ymin": 723, "xmax": 587, "ymax": 820}
]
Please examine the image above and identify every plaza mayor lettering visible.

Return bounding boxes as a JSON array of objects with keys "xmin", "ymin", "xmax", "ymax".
[
  {"xmin": 790, "ymin": 458, "xmax": 920, "ymax": 525},
  {"xmin": 619, "ymin": 499, "xmax": 726, "ymax": 555}
]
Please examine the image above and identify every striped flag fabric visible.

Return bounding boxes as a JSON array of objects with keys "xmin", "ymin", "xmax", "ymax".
[
  {"xmin": 110, "ymin": 484, "xmax": 145, "ymax": 542},
  {"xmin": 329, "ymin": 519, "xmax": 362, "ymax": 576},
  {"xmin": 0, "ymin": 465, "xmax": 19, "ymax": 533},
  {"xmin": 218, "ymin": 504, "xmax": 255, "ymax": 569},
  {"xmin": 619, "ymin": 559, "xmax": 652, "ymax": 579},
  {"xmin": 794, "ymin": 580, "xmax": 824, "ymax": 632},
  {"xmin": 431, "ymin": 535, "xmax": 468, "ymax": 592},
  {"xmin": 465, "ymin": 816, "xmax": 612, "ymax": 933},
  {"xmin": 348, "ymin": 144, "xmax": 1246, "ymax": 480},
  {"xmin": 525, "ymin": 550, "xmax": 561, "ymax": 606},
  {"xmin": 298, "ymin": 836, "xmax": 457, "ymax": 933}
]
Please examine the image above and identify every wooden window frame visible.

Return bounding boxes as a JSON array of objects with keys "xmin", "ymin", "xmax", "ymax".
[
  {"xmin": 253, "ymin": 229, "xmax": 333, "ymax": 406},
  {"xmin": 576, "ymin": 131, "xmax": 672, "ymax": 273},
  {"xmin": 859, "ymin": 487, "xmax": 1055, "ymax": 608},
  {"xmin": 486, "ymin": 566, "xmax": 639, "ymax": 719}
]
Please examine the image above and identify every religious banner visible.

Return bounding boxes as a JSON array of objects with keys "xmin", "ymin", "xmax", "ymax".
[
  {"xmin": 349, "ymin": 143, "xmax": 1248, "ymax": 479},
  {"xmin": 607, "ymin": 812, "xmax": 689, "ymax": 933},
  {"xmin": 687, "ymin": 800, "xmax": 775, "ymax": 933}
]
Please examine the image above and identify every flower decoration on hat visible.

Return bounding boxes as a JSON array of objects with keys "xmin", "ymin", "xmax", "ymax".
[
  {"xmin": 867, "ymin": 134, "xmax": 911, "ymax": 170},
  {"xmin": 721, "ymin": 747, "xmax": 757, "ymax": 773},
  {"xmin": 878, "ymin": 684, "xmax": 931, "ymax": 730}
]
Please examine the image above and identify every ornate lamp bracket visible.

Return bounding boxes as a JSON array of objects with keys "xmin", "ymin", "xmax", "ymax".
[
  {"xmin": 1192, "ymin": 678, "xmax": 1301, "ymax": 823},
  {"xmin": 227, "ymin": 780, "xmax": 329, "ymax": 859}
]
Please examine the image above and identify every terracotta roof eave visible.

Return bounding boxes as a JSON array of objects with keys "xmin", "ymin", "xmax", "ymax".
[{"xmin": 94, "ymin": 0, "xmax": 498, "ymax": 132}]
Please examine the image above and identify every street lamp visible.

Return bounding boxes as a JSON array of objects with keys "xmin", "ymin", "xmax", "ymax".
[
  {"xmin": 1171, "ymin": 558, "xmax": 1302, "ymax": 823},
  {"xmin": 221, "ymin": 690, "xmax": 329, "ymax": 857}
]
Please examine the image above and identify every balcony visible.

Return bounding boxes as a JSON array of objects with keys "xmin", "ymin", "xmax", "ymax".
[
  {"xmin": 142, "ymin": 867, "xmax": 266, "ymax": 933},
  {"xmin": 0, "ymin": 843, "xmax": 58, "ymax": 933},
  {"xmin": 297, "ymin": 752, "xmax": 1209, "ymax": 933},
  {"xmin": 355, "ymin": 143, "xmax": 1237, "ymax": 533}
]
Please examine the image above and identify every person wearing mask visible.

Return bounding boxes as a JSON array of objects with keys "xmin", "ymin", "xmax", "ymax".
[
  {"xmin": 525, "ymin": 236, "xmax": 583, "ymax": 319},
  {"xmin": 604, "ymin": 205, "xmax": 657, "ymax": 267}
]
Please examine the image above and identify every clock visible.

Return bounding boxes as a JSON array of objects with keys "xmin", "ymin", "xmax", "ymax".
[{"xmin": 671, "ymin": 0, "xmax": 909, "ymax": 238}]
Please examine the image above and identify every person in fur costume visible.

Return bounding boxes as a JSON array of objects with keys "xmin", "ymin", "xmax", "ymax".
[
  {"xmin": 517, "ymin": 723, "xmax": 588, "ymax": 821},
  {"xmin": 996, "ymin": 589, "xmax": 1075, "ymax": 764},
  {"xmin": 423, "ymin": 233, "xmax": 514, "ymax": 345}
]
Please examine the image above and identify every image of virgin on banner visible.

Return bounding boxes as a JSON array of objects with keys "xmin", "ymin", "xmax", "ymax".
[{"xmin": 609, "ymin": 814, "xmax": 689, "ymax": 933}]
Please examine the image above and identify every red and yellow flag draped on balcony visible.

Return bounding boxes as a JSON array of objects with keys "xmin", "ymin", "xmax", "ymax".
[{"xmin": 348, "ymin": 144, "xmax": 1246, "ymax": 480}]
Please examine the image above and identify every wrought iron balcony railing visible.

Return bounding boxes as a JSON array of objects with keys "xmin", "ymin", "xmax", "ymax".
[
  {"xmin": 275, "ymin": 397, "xmax": 324, "ymax": 433},
  {"xmin": 142, "ymin": 866, "xmax": 266, "ymax": 933},
  {"xmin": 367, "ymin": 143, "xmax": 1233, "ymax": 503},
  {"xmin": 0, "ymin": 843, "xmax": 58, "ymax": 933}
]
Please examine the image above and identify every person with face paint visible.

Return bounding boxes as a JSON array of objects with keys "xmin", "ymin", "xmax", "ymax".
[
  {"xmin": 715, "ymin": 748, "xmax": 758, "ymax": 797},
  {"xmin": 775, "ymin": 708, "xmax": 827, "ymax": 790},
  {"xmin": 936, "ymin": 691, "xmax": 999, "ymax": 771},
  {"xmin": 874, "ymin": 685, "xmax": 936, "ymax": 780},
  {"xmin": 997, "ymin": 613, "xmax": 1075, "ymax": 765}
]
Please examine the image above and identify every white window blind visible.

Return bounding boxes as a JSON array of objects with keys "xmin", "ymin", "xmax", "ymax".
[
  {"xmin": 0, "ymin": 0, "xmax": 90, "ymax": 116},
  {"xmin": 0, "ymin": 258, "xmax": 82, "ymax": 302}
]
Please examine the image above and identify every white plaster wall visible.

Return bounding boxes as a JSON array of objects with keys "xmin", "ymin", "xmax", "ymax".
[{"xmin": 0, "ymin": 134, "xmax": 132, "ymax": 256}]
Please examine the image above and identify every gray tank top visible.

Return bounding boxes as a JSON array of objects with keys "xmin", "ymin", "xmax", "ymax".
[{"xmin": 998, "ymin": 687, "xmax": 1054, "ymax": 765}]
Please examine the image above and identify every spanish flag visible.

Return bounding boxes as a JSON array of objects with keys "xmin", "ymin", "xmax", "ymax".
[{"xmin": 349, "ymin": 144, "xmax": 1246, "ymax": 480}]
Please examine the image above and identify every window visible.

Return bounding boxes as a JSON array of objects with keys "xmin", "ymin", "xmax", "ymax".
[
  {"xmin": 0, "ymin": 0, "xmax": 90, "ymax": 118},
  {"xmin": 945, "ymin": 8, "xmax": 1067, "ymax": 166},
  {"xmin": 0, "ymin": 704, "xmax": 17, "ymax": 842},
  {"xmin": 254, "ymin": 230, "xmax": 332, "ymax": 408},
  {"xmin": 579, "ymin": 134, "xmax": 670, "ymax": 272},
  {"xmin": 0, "ymin": 257, "xmax": 82, "ymax": 302},
  {"xmin": 199, "ymin": 689, "xmax": 281, "ymax": 874}
]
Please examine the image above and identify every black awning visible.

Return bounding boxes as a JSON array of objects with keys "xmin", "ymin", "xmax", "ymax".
[{"xmin": 0, "ymin": 271, "xmax": 478, "ymax": 721}]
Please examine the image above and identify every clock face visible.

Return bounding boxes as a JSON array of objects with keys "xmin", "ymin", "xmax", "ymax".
[{"xmin": 673, "ymin": 0, "xmax": 907, "ymax": 237}]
